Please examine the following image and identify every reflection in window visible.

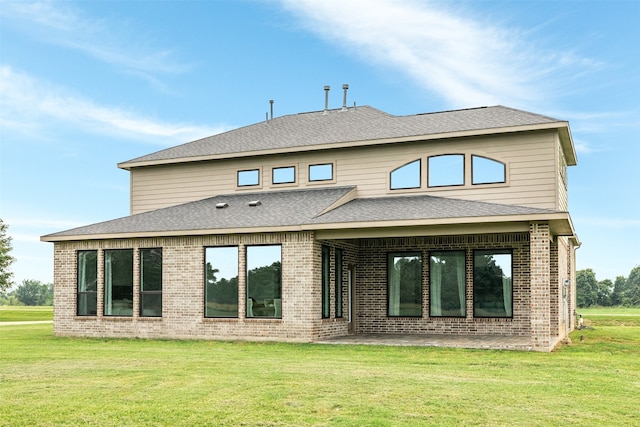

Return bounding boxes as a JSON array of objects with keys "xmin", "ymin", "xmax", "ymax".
[
  {"xmin": 472, "ymin": 155, "xmax": 506, "ymax": 184},
  {"xmin": 77, "ymin": 250, "xmax": 97, "ymax": 316},
  {"xmin": 205, "ymin": 247, "xmax": 239, "ymax": 318},
  {"xmin": 273, "ymin": 166, "xmax": 296, "ymax": 184},
  {"xmin": 104, "ymin": 249, "xmax": 133, "ymax": 316},
  {"xmin": 309, "ymin": 163, "xmax": 333, "ymax": 181},
  {"xmin": 322, "ymin": 246, "xmax": 331, "ymax": 318},
  {"xmin": 473, "ymin": 250, "xmax": 512, "ymax": 318},
  {"xmin": 237, "ymin": 169, "xmax": 259, "ymax": 187},
  {"xmin": 430, "ymin": 251, "xmax": 466, "ymax": 317},
  {"xmin": 246, "ymin": 245, "xmax": 282, "ymax": 318},
  {"xmin": 390, "ymin": 159, "xmax": 421, "ymax": 190},
  {"xmin": 428, "ymin": 154, "xmax": 464, "ymax": 187},
  {"xmin": 388, "ymin": 253, "xmax": 422, "ymax": 317},
  {"xmin": 140, "ymin": 248, "xmax": 162, "ymax": 317}
]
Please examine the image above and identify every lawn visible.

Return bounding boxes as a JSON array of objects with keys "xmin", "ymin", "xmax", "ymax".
[
  {"xmin": 0, "ymin": 306, "xmax": 53, "ymax": 322},
  {"xmin": 0, "ymin": 313, "xmax": 638, "ymax": 426}
]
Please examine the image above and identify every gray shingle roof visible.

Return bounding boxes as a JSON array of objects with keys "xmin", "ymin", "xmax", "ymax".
[
  {"xmin": 120, "ymin": 105, "xmax": 563, "ymax": 167},
  {"xmin": 42, "ymin": 186, "xmax": 561, "ymax": 240}
]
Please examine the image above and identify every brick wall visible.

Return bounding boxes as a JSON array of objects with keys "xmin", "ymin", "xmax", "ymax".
[
  {"xmin": 350, "ymin": 233, "xmax": 532, "ymax": 338},
  {"xmin": 529, "ymin": 222, "xmax": 551, "ymax": 350}
]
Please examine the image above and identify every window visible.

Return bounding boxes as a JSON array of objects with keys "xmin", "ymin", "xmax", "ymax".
[
  {"xmin": 322, "ymin": 246, "xmax": 331, "ymax": 318},
  {"xmin": 335, "ymin": 248, "xmax": 343, "ymax": 318},
  {"xmin": 429, "ymin": 251, "xmax": 466, "ymax": 317},
  {"xmin": 205, "ymin": 247, "xmax": 239, "ymax": 318},
  {"xmin": 77, "ymin": 250, "xmax": 97, "ymax": 316},
  {"xmin": 104, "ymin": 249, "xmax": 133, "ymax": 316},
  {"xmin": 388, "ymin": 252, "xmax": 422, "ymax": 317},
  {"xmin": 246, "ymin": 245, "xmax": 281, "ymax": 318},
  {"xmin": 140, "ymin": 248, "xmax": 162, "ymax": 317},
  {"xmin": 309, "ymin": 163, "xmax": 333, "ymax": 181},
  {"xmin": 428, "ymin": 154, "xmax": 464, "ymax": 187},
  {"xmin": 473, "ymin": 250, "xmax": 513, "ymax": 318},
  {"xmin": 472, "ymin": 155, "xmax": 506, "ymax": 184},
  {"xmin": 390, "ymin": 159, "xmax": 421, "ymax": 190},
  {"xmin": 237, "ymin": 169, "xmax": 260, "ymax": 187},
  {"xmin": 272, "ymin": 166, "xmax": 296, "ymax": 184}
]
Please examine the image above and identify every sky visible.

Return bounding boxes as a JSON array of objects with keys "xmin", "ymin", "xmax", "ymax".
[{"xmin": 1, "ymin": 0, "xmax": 639, "ymax": 287}]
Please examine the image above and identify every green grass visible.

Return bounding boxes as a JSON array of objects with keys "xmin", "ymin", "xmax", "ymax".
[
  {"xmin": 0, "ymin": 306, "xmax": 53, "ymax": 322},
  {"xmin": 1, "ymin": 318, "xmax": 638, "ymax": 426},
  {"xmin": 577, "ymin": 307, "xmax": 640, "ymax": 327}
]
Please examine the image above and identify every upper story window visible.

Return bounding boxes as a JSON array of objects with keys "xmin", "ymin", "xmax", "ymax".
[
  {"xmin": 309, "ymin": 163, "xmax": 333, "ymax": 182},
  {"xmin": 272, "ymin": 166, "xmax": 296, "ymax": 184},
  {"xmin": 237, "ymin": 169, "xmax": 260, "ymax": 187},
  {"xmin": 390, "ymin": 160, "xmax": 421, "ymax": 190},
  {"xmin": 472, "ymin": 155, "xmax": 506, "ymax": 185},
  {"xmin": 428, "ymin": 154, "xmax": 464, "ymax": 187}
]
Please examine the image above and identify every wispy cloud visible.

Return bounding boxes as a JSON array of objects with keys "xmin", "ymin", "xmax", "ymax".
[
  {"xmin": 1, "ymin": 0, "xmax": 191, "ymax": 81},
  {"xmin": 279, "ymin": 0, "xmax": 596, "ymax": 109},
  {"xmin": 0, "ymin": 66, "xmax": 226, "ymax": 144}
]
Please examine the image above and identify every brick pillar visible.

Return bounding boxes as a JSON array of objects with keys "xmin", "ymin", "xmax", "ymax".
[{"xmin": 530, "ymin": 222, "xmax": 551, "ymax": 351}]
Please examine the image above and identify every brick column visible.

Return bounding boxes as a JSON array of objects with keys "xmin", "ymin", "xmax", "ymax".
[{"xmin": 530, "ymin": 222, "xmax": 551, "ymax": 351}]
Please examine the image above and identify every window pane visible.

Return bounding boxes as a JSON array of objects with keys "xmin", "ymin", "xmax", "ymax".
[
  {"xmin": 104, "ymin": 249, "xmax": 133, "ymax": 316},
  {"xmin": 140, "ymin": 293, "xmax": 162, "ymax": 317},
  {"xmin": 77, "ymin": 293, "xmax": 97, "ymax": 317},
  {"xmin": 430, "ymin": 251, "xmax": 466, "ymax": 317},
  {"xmin": 78, "ymin": 251, "xmax": 97, "ymax": 292},
  {"xmin": 473, "ymin": 250, "xmax": 512, "ymax": 318},
  {"xmin": 141, "ymin": 249, "xmax": 162, "ymax": 292},
  {"xmin": 388, "ymin": 253, "xmax": 422, "ymax": 316},
  {"xmin": 140, "ymin": 248, "xmax": 162, "ymax": 317},
  {"xmin": 238, "ymin": 169, "xmax": 259, "ymax": 186},
  {"xmin": 335, "ymin": 248, "xmax": 343, "ymax": 318},
  {"xmin": 322, "ymin": 246, "xmax": 330, "ymax": 318},
  {"xmin": 246, "ymin": 245, "xmax": 282, "ymax": 318},
  {"xmin": 472, "ymin": 155, "xmax": 505, "ymax": 184},
  {"xmin": 205, "ymin": 247, "xmax": 239, "ymax": 318},
  {"xmin": 309, "ymin": 163, "xmax": 333, "ymax": 181},
  {"xmin": 428, "ymin": 154, "xmax": 464, "ymax": 187},
  {"xmin": 273, "ymin": 166, "xmax": 295, "ymax": 184},
  {"xmin": 390, "ymin": 159, "xmax": 421, "ymax": 190}
]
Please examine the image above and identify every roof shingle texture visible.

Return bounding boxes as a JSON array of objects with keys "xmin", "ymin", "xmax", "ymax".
[
  {"xmin": 123, "ymin": 105, "xmax": 561, "ymax": 165},
  {"xmin": 43, "ymin": 186, "xmax": 559, "ymax": 239}
]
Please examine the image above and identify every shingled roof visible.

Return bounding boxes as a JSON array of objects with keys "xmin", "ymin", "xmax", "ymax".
[
  {"xmin": 42, "ymin": 186, "xmax": 572, "ymax": 242},
  {"xmin": 119, "ymin": 105, "xmax": 573, "ymax": 169}
]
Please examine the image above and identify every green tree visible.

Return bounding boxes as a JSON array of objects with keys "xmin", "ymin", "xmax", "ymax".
[
  {"xmin": 610, "ymin": 276, "xmax": 628, "ymax": 306},
  {"xmin": 0, "ymin": 218, "xmax": 16, "ymax": 292},
  {"xmin": 624, "ymin": 265, "xmax": 640, "ymax": 306},
  {"xmin": 576, "ymin": 269, "xmax": 598, "ymax": 307},
  {"xmin": 14, "ymin": 279, "xmax": 52, "ymax": 306},
  {"xmin": 596, "ymin": 279, "xmax": 613, "ymax": 306}
]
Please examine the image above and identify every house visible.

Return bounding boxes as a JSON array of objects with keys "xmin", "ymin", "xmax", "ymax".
[{"xmin": 42, "ymin": 89, "xmax": 579, "ymax": 351}]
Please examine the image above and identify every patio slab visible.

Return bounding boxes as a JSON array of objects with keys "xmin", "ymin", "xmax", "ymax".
[{"xmin": 315, "ymin": 333, "xmax": 534, "ymax": 351}]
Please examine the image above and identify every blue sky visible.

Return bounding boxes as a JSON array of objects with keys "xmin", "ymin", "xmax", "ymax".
[{"xmin": 1, "ymin": 0, "xmax": 638, "ymax": 286}]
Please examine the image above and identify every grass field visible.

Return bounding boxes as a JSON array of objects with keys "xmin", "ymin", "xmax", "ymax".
[
  {"xmin": 1, "ymin": 311, "xmax": 638, "ymax": 426},
  {"xmin": 0, "ymin": 306, "xmax": 53, "ymax": 322}
]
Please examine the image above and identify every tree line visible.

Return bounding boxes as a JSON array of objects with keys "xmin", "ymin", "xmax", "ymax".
[{"xmin": 576, "ymin": 266, "xmax": 640, "ymax": 307}]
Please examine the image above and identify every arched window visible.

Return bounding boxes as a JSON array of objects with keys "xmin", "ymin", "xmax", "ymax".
[
  {"xmin": 472, "ymin": 155, "xmax": 506, "ymax": 184},
  {"xmin": 428, "ymin": 154, "xmax": 464, "ymax": 187},
  {"xmin": 390, "ymin": 159, "xmax": 421, "ymax": 190}
]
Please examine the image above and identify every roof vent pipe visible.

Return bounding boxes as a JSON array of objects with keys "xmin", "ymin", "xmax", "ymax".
[
  {"xmin": 342, "ymin": 84, "xmax": 349, "ymax": 111},
  {"xmin": 269, "ymin": 99, "xmax": 274, "ymax": 120},
  {"xmin": 323, "ymin": 85, "xmax": 330, "ymax": 114}
]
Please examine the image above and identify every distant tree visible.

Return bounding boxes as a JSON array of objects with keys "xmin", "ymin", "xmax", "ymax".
[
  {"xmin": 576, "ymin": 269, "xmax": 599, "ymax": 307},
  {"xmin": 610, "ymin": 276, "xmax": 628, "ymax": 306},
  {"xmin": 0, "ymin": 218, "xmax": 16, "ymax": 292},
  {"xmin": 14, "ymin": 279, "xmax": 53, "ymax": 306},
  {"xmin": 625, "ymin": 266, "xmax": 640, "ymax": 306},
  {"xmin": 596, "ymin": 279, "xmax": 613, "ymax": 307}
]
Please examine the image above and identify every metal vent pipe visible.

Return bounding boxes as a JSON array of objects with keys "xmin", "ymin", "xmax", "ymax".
[
  {"xmin": 323, "ymin": 85, "xmax": 330, "ymax": 113},
  {"xmin": 342, "ymin": 84, "xmax": 349, "ymax": 111}
]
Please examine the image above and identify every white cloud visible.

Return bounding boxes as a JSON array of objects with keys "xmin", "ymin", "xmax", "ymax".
[
  {"xmin": 1, "ymin": 0, "xmax": 191, "ymax": 78},
  {"xmin": 279, "ymin": 0, "xmax": 594, "ymax": 109},
  {"xmin": 0, "ymin": 66, "xmax": 226, "ymax": 144}
]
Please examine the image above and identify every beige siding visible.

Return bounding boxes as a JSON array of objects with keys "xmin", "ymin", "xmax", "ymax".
[{"xmin": 130, "ymin": 130, "xmax": 562, "ymax": 214}]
